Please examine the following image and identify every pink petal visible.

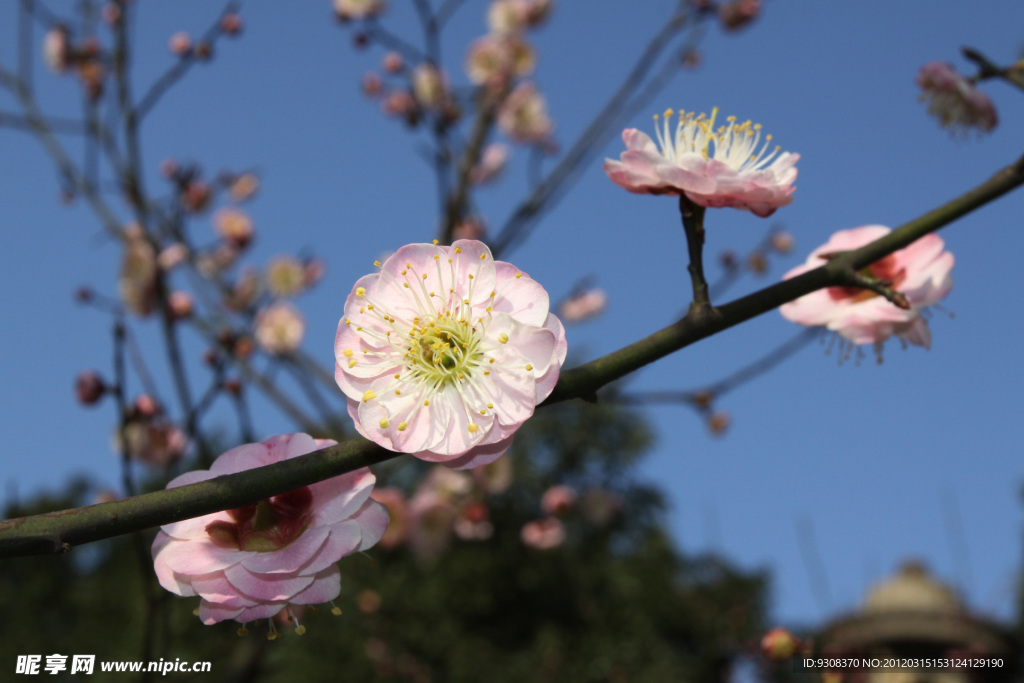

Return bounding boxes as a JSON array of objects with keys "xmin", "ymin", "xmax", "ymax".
[
  {"xmin": 152, "ymin": 533, "xmax": 197, "ymax": 597},
  {"xmin": 289, "ymin": 565, "xmax": 342, "ymax": 605},
  {"xmin": 239, "ymin": 525, "xmax": 330, "ymax": 574},
  {"xmin": 159, "ymin": 536, "xmax": 249, "ymax": 575},
  {"xmin": 223, "ymin": 563, "xmax": 315, "ymax": 602},
  {"xmin": 310, "ymin": 467, "xmax": 377, "ymax": 526}
]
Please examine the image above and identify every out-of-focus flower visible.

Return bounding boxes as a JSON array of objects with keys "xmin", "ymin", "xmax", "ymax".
[
  {"xmin": 160, "ymin": 158, "xmax": 180, "ymax": 179},
  {"xmin": 77, "ymin": 58, "xmax": 105, "ymax": 101},
  {"xmin": 196, "ymin": 244, "xmax": 240, "ymax": 278},
  {"xmin": 158, "ymin": 243, "xmax": 189, "ymax": 271},
  {"xmin": 454, "ymin": 501, "xmax": 493, "ymax": 540},
  {"xmin": 181, "ymin": 180, "xmax": 212, "ymax": 213},
  {"xmin": 75, "ymin": 371, "xmax": 106, "ymax": 405},
  {"xmin": 581, "ymin": 488, "xmax": 621, "ymax": 526},
  {"xmin": 523, "ymin": 0, "xmax": 553, "ymax": 26},
  {"xmin": 43, "ymin": 26, "xmax": 71, "ymax": 74},
  {"xmin": 356, "ymin": 589, "xmax": 382, "ymax": 614},
  {"xmin": 708, "ymin": 411, "xmax": 731, "ymax": 436},
  {"xmin": 334, "ymin": 240, "xmax": 567, "ymax": 469},
  {"xmin": 761, "ymin": 627, "xmax": 801, "ymax": 661},
  {"xmin": 134, "ymin": 393, "xmax": 160, "ymax": 417},
  {"xmin": 520, "ymin": 517, "xmax": 565, "ymax": 549},
  {"xmin": 214, "ymin": 208, "xmax": 254, "ymax": 249},
  {"xmin": 407, "ymin": 491, "xmax": 456, "ymax": 559},
  {"xmin": 779, "ymin": 226, "xmax": 954, "ymax": 352},
  {"xmin": 168, "ymin": 32, "xmax": 192, "ymax": 56},
  {"xmin": 120, "ymin": 418, "xmax": 187, "ymax": 466},
  {"xmin": 718, "ymin": 0, "xmax": 761, "ymax": 31},
  {"xmin": 221, "ymin": 13, "xmax": 243, "ymax": 36},
  {"xmin": 470, "ymin": 143, "xmax": 509, "ymax": 185},
  {"xmin": 168, "ymin": 290, "xmax": 194, "ymax": 320},
  {"xmin": 303, "ymin": 257, "xmax": 327, "ymax": 288},
  {"xmin": 487, "ymin": 0, "xmax": 527, "ymax": 36},
  {"xmin": 119, "ymin": 235, "xmax": 158, "ymax": 316},
  {"xmin": 472, "ymin": 456, "xmax": 513, "ymax": 494},
  {"xmin": 746, "ymin": 251, "xmax": 767, "ymax": 275},
  {"xmin": 382, "ymin": 51, "xmax": 404, "ymax": 73},
  {"xmin": 362, "ymin": 72, "xmax": 383, "ymax": 97},
  {"xmin": 420, "ymin": 466, "xmax": 473, "ymax": 501},
  {"xmin": 559, "ymin": 288, "xmax": 607, "ymax": 323},
  {"xmin": 152, "ymin": 433, "xmax": 388, "ymax": 626},
  {"xmin": 381, "ymin": 90, "xmax": 418, "ymax": 122},
  {"xmin": 498, "ymin": 81, "xmax": 552, "ymax": 142},
  {"xmin": 370, "ymin": 488, "xmax": 409, "ymax": 550},
  {"xmin": 770, "ymin": 230, "xmax": 794, "ymax": 254},
  {"xmin": 603, "ymin": 108, "xmax": 798, "ymax": 217},
  {"xmin": 412, "ymin": 64, "xmax": 448, "ymax": 110},
  {"xmin": 452, "ymin": 217, "xmax": 487, "ymax": 241},
  {"xmin": 466, "ymin": 36, "xmax": 507, "ymax": 86},
  {"xmin": 254, "ymin": 302, "xmax": 305, "ymax": 355},
  {"xmin": 266, "ymin": 256, "xmax": 307, "ymax": 298},
  {"xmin": 916, "ymin": 61, "xmax": 997, "ymax": 135},
  {"xmin": 541, "ymin": 485, "xmax": 576, "ymax": 516},
  {"xmin": 228, "ymin": 173, "xmax": 260, "ymax": 202},
  {"xmin": 334, "ymin": 0, "xmax": 385, "ymax": 21}
]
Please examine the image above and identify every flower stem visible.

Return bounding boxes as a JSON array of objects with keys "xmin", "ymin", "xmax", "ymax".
[{"xmin": 679, "ymin": 195, "xmax": 711, "ymax": 312}]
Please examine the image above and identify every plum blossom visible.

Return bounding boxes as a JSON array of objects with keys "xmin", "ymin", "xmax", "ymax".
[
  {"xmin": 465, "ymin": 35, "xmax": 535, "ymax": 87},
  {"xmin": 43, "ymin": 26, "xmax": 70, "ymax": 74},
  {"xmin": 214, "ymin": 208, "xmax": 254, "ymax": 249},
  {"xmin": 333, "ymin": 0, "xmax": 385, "ymax": 20},
  {"xmin": 541, "ymin": 484, "xmax": 576, "ymax": 516},
  {"xmin": 470, "ymin": 143, "xmax": 509, "ymax": 185},
  {"xmin": 369, "ymin": 488, "xmax": 409, "ymax": 550},
  {"xmin": 498, "ymin": 81, "xmax": 552, "ymax": 143},
  {"xmin": 521, "ymin": 517, "xmax": 565, "ymax": 549},
  {"xmin": 152, "ymin": 433, "xmax": 388, "ymax": 628},
  {"xmin": 558, "ymin": 288, "xmax": 607, "ymax": 323},
  {"xmin": 254, "ymin": 302, "xmax": 305, "ymax": 355},
  {"xmin": 779, "ymin": 226, "xmax": 954, "ymax": 354},
  {"xmin": 266, "ymin": 256, "xmax": 307, "ymax": 297},
  {"xmin": 916, "ymin": 61, "xmax": 997, "ymax": 135},
  {"xmin": 334, "ymin": 239, "xmax": 566, "ymax": 469},
  {"xmin": 603, "ymin": 107, "xmax": 798, "ymax": 217}
]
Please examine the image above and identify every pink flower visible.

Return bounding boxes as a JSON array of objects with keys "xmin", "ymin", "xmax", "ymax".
[
  {"xmin": 498, "ymin": 81, "xmax": 553, "ymax": 143},
  {"xmin": 213, "ymin": 208, "xmax": 254, "ymax": 249},
  {"xmin": 779, "ymin": 226, "xmax": 954, "ymax": 350},
  {"xmin": 407, "ymin": 490, "xmax": 456, "ymax": 559},
  {"xmin": 470, "ymin": 143, "xmax": 509, "ymax": 185},
  {"xmin": 558, "ymin": 288, "xmax": 607, "ymax": 322},
  {"xmin": 333, "ymin": 0, "xmax": 385, "ymax": 20},
  {"xmin": 43, "ymin": 27, "xmax": 70, "ymax": 74},
  {"xmin": 266, "ymin": 256, "xmax": 307, "ymax": 297},
  {"xmin": 334, "ymin": 239, "xmax": 567, "ymax": 469},
  {"xmin": 168, "ymin": 32, "xmax": 192, "ymax": 56},
  {"xmin": 254, "ymin": 302, "xmax": 305, "ymax": 355},
  {"xmin": 369, "ymin": 487, "xmax": 409, "ymax": 550},
  {"xmin": 603, "ymin": 107, "xmax": 798, "ymax": 217},
  {"xmin": 412, "ymin": 64, "xmax": 449, "ymax": 110},
  {"xmin": 520, "ymin": 517, "xmax": 565, "ymax": 550},
  {"xmin": 229, "ymin": 173, "xmax": 260, "ymax": 202},
  {"xmin": 152, "ymin": 433, "xmax": 388, "ymax": 627},
  {"xmin": 718, "ymin": 0, "xmax": 761, "ymax": 31},
  {"xmin": 916, "ymin": 61, "xmax": 997, "ymax": 135},
  {"xmin": 541, "ymin": 485, "xmax": 576, "ymax": 516}
]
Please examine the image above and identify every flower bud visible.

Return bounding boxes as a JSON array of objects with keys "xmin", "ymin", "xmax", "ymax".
[
  {"xmin": 168, "ymin": 32, "xmax": 192, "ymax": 56},
  {"xmin": 75, "ymin": 371, "xmax": 107, "ymax": 405},
  {"xmin": 718, "ymin": 0, "xmax": 761, "ymax": 31},
  {"xmin": 221, "ymin": 14, "xmax": 243, "ymax": 36}
]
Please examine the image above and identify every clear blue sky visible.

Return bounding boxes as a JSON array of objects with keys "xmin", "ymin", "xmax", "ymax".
[{"xmin": 2, "ymin": 0, "xmax": 1022, "ymax": 630}]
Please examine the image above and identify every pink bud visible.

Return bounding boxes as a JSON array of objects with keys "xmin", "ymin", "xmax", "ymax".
[
  {"xmin": 135, "ymin": 393, "xmax": 160, "ymax": 417},
  {"xmin": 75, "ymin": 371, "xmax": 106, "ymax": 405},
  {"xmin": 382, "ymin": 51, "xmax": 404, "ymax": 73},
  {"xmin": 159, "ymin": 158, "xmax": 179, "ymax": 179},
  {"xmin": 168, "ymin": 290, "xmax": 194, "ymax": 320},
  {"xmin": 220, "ymin": 13, "xmax": 243, "ymax": 36},
  {"xmin": 168, "ymin": 32, "xmax": 192, "ymax": 56},
  {"xmin": 520, "ymin": 518, "xmax": 565, "ymax": 550},
  {"xmin": 181, "ymin": 181, "xmax": 212, "ymax": 213},
  {"xmin": 718, "ymin": 0, "xmax": 761, "ymax": 31},
  {"xmin": 770, "ymin": 230, "xmax": 794, "ymax": 254},
  {"xmin": 541, "ymin": 485, "xmax": 576, "ymax": 516},
  {"xmin": 362, "ymin": 72, "xmax": 383, "ymax": 97}
]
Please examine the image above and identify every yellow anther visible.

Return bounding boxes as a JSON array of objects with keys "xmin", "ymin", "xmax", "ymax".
[
  {"xmin": 362, "ymin": 390, "xmax": 376, "ymax": 402},
  {"xmin": 485, "ymin": 306, "xmax": 492, "ymax": 312},
  {"xmin": 422, "ymin": 273, "xmax": 428, "ymax": 280},
  {"xmin": 489, "ymin": 358, "xmax": 495, "ymax": 363},
  {"xmin": 394, "ymin": 374, "xmax": 400, "ymax": 379},
  {"xmin": 525, "ymin": 364, "xmax": 533, "ymax": 371},
  {"xmin": 663, "ymin": 108, "xmax": 674, "ymax": 118},
  {"xmin": 356, "ymin": 326, "xmax": 363, "ymax": 331},
  {"xmin": 379, "ymin": 418, "xmax": 390, "ymax": 428},
  {"xmin": 356, "ymin": 287, "xmax": 366, "ymax": 298},
  {"xmin": 454, "ymin": 247, "xmax": 462, "ymax": 254},
  {"xmin": 367, "ymin": 304, "xmax": 374, "ymax": 311},
  {"xmin": 434, "ymin": 255, "xmax": 440, "ymax": 260},
  {"xmin": 479, "ymin": 409, "xmax": 486, "ymax": 415},
  {"xmin": 398, "ymin": 422, "xmax": 408, "ymax": 431},
  {"xmin": 479, "ymin": 253, "xmax": 486, "ymax": 260},
  {"xmin": 467, "ymin": 423, "xmax": 478, "ymax": 433},
  {"xmin": 343, "ymin": 349, "xmax": 354, "ymax": 357},
  {"xmin": 295, "ymin": 625, "xmax": 307, "ymax": 636},
  {"xmin": 373, "ymin": 260, "xmax": 381, "ymax": 266},
  {"xmin": 432, "ymin": 239, "xmax": 439, "ymax": 245},
  {"xmin": 514, "ymin": 273, "xmax": 522, "ymax": 279},
  {"xmin": 348, "ymin": 359, "xmax": 357, "ymax": 368},
  {"xmin": 345, "ymin": 319, "xmax": 350, "ymax": 325},
  {"xmin": 403, "ymin": 282, "xmax": 410, "ymax": 288},
  {"xmin": 463, "ymin": 299, "xmax": 470, "ymax": 305},
  {"xmin": 448, "ymin": 259, "xmax": 453, "ymax": 264},
  {"xmin": 498, "ymin": 333, "xmax": 509, "ymax": 344},
  {"xmin": 468, "ymin": 274, "xmax": 474, "ymax": 280},
  {"xmin": 487, "ymin": 403, "xmax": 493, "ymax": 409},
  {"xmin": 331, "ymin": 606, "xmax": 343, "ymax": 616},
  {"xmin": 359, "ymin": 307, "xmax": 365, "ymax": 313},
  {"xmin": 395, "ymin": 390, "xmax": 401, "ymax": 395},
  {"xmin": 423, "ymin": 400, "xmax": 430, "ymax": 406}
]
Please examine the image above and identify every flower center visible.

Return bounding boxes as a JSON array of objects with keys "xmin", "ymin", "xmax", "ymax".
[
  {"xmin": 828, "ymin": 255, "xmax": 907, "ymax": 303},
  {"xmin": 654, "ymin": 107, "xmax": 782, "ymax": 172},
  {"xmin": 205, "ymin": 486, "xmax": 313, "ymax": 552},
  {"xmin": 406, "ymin": 315, "xmax": 484, "ymax": 387}
]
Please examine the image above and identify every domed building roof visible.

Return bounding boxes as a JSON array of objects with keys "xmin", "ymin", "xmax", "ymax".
[{"xmin": 863, "ymin": 561, "xmax": 963, "ymax": 615}]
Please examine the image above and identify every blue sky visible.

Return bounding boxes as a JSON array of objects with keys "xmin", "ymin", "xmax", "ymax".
[{"xmin": 2, "ymin": 0, "xmax": 1023, "ymax": 630}]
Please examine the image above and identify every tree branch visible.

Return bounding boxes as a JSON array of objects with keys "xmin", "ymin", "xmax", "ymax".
[{"xmin": 2, "ymin": 150, "xmax": 1023, "ymax": 559}]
